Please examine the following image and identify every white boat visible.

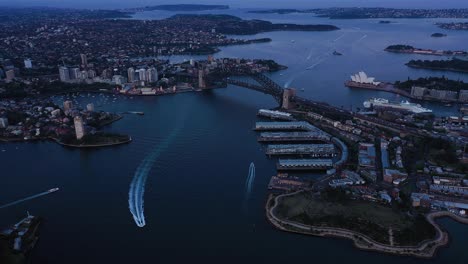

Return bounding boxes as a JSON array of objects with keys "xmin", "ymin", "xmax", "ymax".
[
  {"xmin": 48, "ymin": 188, "xmax": 60, "ymax": 193},
  {"xmin": 363, "ymin": 98, "xmax": 432, "ymax": 114}
]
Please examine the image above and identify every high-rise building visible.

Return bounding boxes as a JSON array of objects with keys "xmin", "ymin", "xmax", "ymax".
[
  {"xmin": 73, "ymin": 116, "xmax": 85, "ymax": 140},
  {"xmin": 127, "ymin": 67, "xmax": 135, "ymax": 82},
  {"xmin": 86, "ymin": 103, "xmax": 95, "ymax": 112},
  {"xmin": 69, "ymin": 67, "xmax": 80, "ymax": 80},
  {"xmin": 63, "ymin": 100, "xmax": 73, "ymax": 112},
  {"xmin": 59, "ymin": 66, "xmax": 70, "ymax": 82},
  {"xmin": 5, "ymin": 70, "xmax": 15, "ymax": 82},
  {"xmin": 0, "ymin": 117, "xmax": 8, "ymax": 128},
  {"xmin": 24, "ymin": 59, "xmax": 33, "ymax": 69},
  {"xmin": 80, "ymin": 70, "xmax": 88, "ymax": 80},
  {"xmin": 198, "ymin": 69, "xmax": 206, "ymax": 89},
  {"xmin": 87, "ymin": 69, "xmax": 96, "ymax": 79},
  {"xmin": 80, "ymin": 54, "xmax": 88, "ymax": 67},
  {"xmin": 136, "ymin": 69, "xmax": 146, "ymax": 82},
  {"xmin": 146, "ymin": 67, "xmax": 158, "ymax": 83}
]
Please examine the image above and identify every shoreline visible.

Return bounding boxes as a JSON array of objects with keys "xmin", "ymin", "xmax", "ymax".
[
  {"xmin": 50, "ymin": 136, "xmax": 132, "ymax": 148},
  {"xmin": 345, "ymin": 81, "xmax": 464, "ymax": 104},
  {"xmin": 406, "ymin": 64, "xmax": 468, "ymax": 74},
  {"xmin": 265, "ymin": 191, "xmax": 468, "ymax": 259}
]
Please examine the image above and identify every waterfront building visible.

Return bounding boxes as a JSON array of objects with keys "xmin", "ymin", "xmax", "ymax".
[
  {"xmin": 428, "ymin": 89, "xmax": 458, "ymax": 101},
  {"xmin": 350, "ymin": 71, "xmax": 380, "ymax": 85},
  {"xmin": 146, "ymin": 67, "xmax": 158, "ymax": 83},
  {"xmin": 127, "ymin": 67, "xmax": 135, "ymax": 83},
  {"xmin": 73, "ymin": 116, "xmax": 85, "ymax": 140},
  {"xmin": 136, "ymin": 69, "xmax": 146, "ymax": 82},
  {"xmin": 411, "ymin": 86, "xmax": 427, "ymax": 98},
  {"xmin": 0, "ymin": 117, "xmax": 8, "ymax": 128},
  {"xmin": 69, "ymin": 67, "xmax": 80, "ymax": 80},
  {"xmin": 24, "ymin": 59, "xmax": 33, "ymax": 69}
]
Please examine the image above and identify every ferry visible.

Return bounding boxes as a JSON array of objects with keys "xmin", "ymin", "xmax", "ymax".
[
  {"xmin": 363, "ymin": 98, "xmax": 433, "ymax": 114},
  {"xmin": 48, "ymin": 188, "xmax": 60, "ymax": 193}
]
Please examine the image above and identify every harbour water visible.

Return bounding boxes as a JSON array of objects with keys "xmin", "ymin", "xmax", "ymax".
[{"xmin": 1, "ymin": 9, "xmax": 468, "ymax": 263}]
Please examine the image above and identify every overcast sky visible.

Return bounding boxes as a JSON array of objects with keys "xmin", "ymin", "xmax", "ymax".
[{"xmin": 2, "ymin": 0, "xmax": 468, "ymax": 9}]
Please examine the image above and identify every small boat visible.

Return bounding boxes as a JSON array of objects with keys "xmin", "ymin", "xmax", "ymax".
[
  {"xmin": 445, "ymin": 103, "xmax": 452, "ymax": 107},
  {"xmin": 333, "ymin": 50, "xmax": 343, "ymax": 56}
]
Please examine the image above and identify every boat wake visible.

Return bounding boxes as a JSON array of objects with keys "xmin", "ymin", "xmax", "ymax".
[
  {"xmin": 244, "ymin": 162, "xmax": 256, "ymax": 204},
  {"xmin": 0, "ymin": 188, "xmax": 59, "ymax": 209},
  {"xmin": 128, "ymin": 111, "xmax": 190, "ymax": 227}
]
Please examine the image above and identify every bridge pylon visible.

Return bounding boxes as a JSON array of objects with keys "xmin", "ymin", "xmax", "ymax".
[{"xmin": 281, "ymin": 88, "xmax": 296, "ymax": 110}]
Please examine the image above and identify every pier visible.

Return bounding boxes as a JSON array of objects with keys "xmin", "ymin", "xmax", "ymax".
[
  {"xmin": 277, "ymin": 159, "xmax": 333, "ymax": 171},
  {"xmin": 254, "ymin": 121, "xmax": 316, "ymax": 131},
  {"xmin": 258, "ymin": 132, "xmax": 331, "ymax": 142},
  {"xmin": 266, "ymin": 144, "xmax": 336, "ymax": 157}
]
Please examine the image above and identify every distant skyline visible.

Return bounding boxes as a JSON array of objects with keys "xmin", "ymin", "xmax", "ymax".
[{"xmin": 2, "ymin": 0, "xmax": 468, "ymax": 9}]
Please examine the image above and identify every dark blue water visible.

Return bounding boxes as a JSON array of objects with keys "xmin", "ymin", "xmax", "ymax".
[{"xmin": 1, "ymin": 9, "xmax": 468, "ymax": 264}]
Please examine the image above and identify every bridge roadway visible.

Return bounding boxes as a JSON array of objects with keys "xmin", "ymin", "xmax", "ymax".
[{"xmin": 226, "ymin": 73, "xmax": 437, "ymax": 139}]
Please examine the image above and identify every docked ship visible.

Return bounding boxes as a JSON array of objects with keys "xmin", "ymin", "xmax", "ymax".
[
  {"xmin": 257, "ymin": 109, "xmax": 294, "ymax": 121},
  {"xmin": 363, "ymin": 98, "xmax": 433, "ymax": 114}
]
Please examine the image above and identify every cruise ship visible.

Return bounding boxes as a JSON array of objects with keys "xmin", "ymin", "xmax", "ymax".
[{"xmin": 363, "ymin": 98, "xmax": 433, "ymax": 114}]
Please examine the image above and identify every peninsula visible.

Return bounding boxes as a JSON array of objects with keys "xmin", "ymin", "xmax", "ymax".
[
  {"xmin": 127, "ymin": 4, "xmax": 229, "ymax": 12},
  {"xmin": 385, "ymin": 45, "xmax": 467, "ymax": 57},
  {"xmin": 267, "ymin": 190, "xmax": 468, "ymax": 258},
  {"xmin": 436, "ymin": 22, "xmax": 468, "ymax": 30},
  {"xmin": 249, "ymin": 8, "xmax": 468, "ymax": 19},
  {"xmin": 406, "ymin": 58, "xmax": 468, "ymax": 73}
]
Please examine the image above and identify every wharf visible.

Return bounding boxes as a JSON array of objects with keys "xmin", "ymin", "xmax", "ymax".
[
  {"xmin": 277, "ymin": 159, "xmax": 333, "ymax": 171},
  {"xmin": 254, "ymin": 121, "xmax": 316, "ymax": 131},
  {"xmin": 266, "ymin": 144, "xmax": 336, "ymax": 157},
  {"xmin": 258, "ymin": 132, "xmax": 331, "ymax": 142}
]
